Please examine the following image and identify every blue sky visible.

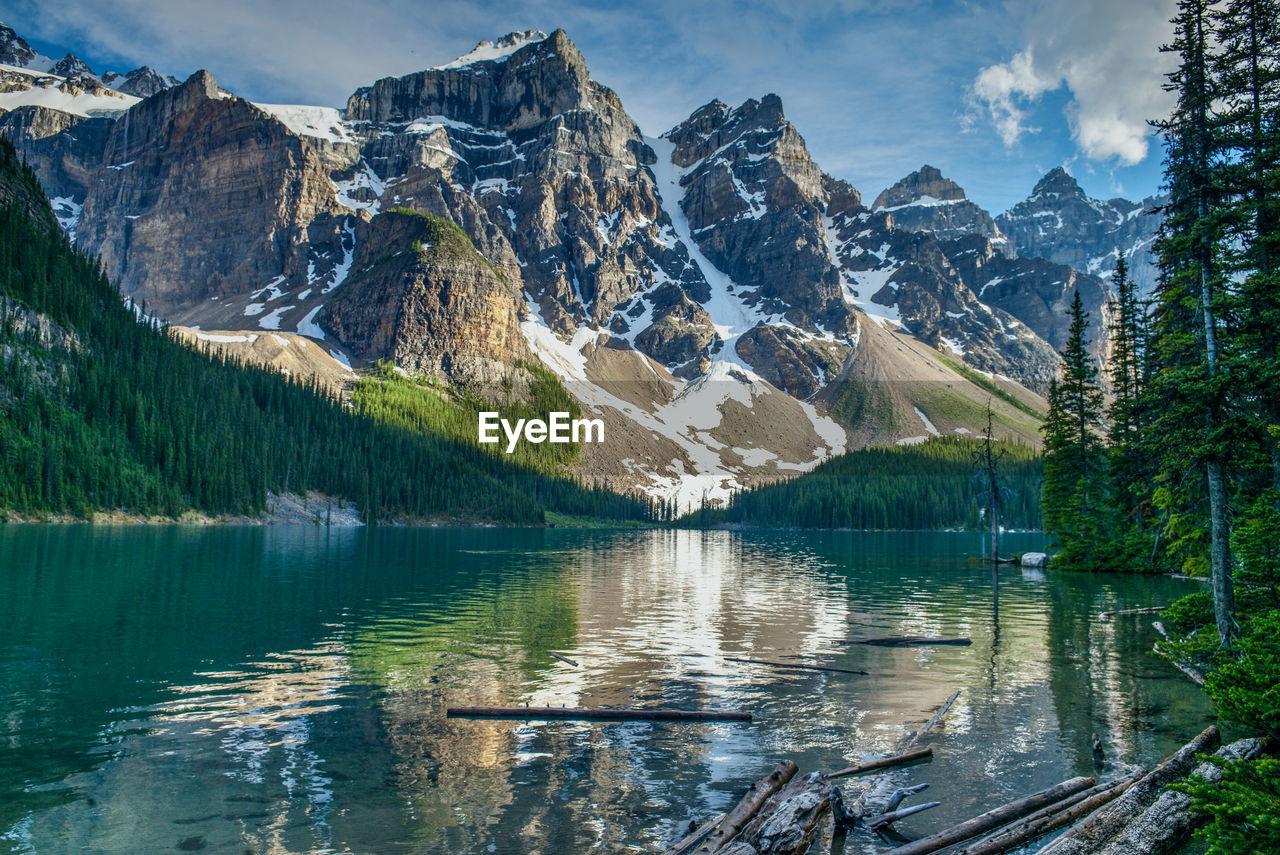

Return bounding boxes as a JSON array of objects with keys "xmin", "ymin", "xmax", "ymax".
[{"xmin": 3, "ymin": 0, "xmax": 1177, "ymax": 213}]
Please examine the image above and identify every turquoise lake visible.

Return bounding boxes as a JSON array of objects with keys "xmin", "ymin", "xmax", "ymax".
[{"xmin": 0, "ymin": 526, "xmax": 1213, "ymax": 854}]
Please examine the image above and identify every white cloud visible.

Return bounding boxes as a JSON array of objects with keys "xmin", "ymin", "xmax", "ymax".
[{"xmin": 969, "ymin": 0, "xmax": 1178, "ymax": 164}]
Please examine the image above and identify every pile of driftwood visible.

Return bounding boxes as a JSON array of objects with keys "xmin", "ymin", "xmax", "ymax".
[
  {"xmin": 659, "ymin": 715, "xmax": 1266, "ymax": 855},
  {"xmin": 660, "ymin": 691, "xmax": 960, "ymax": 855}
]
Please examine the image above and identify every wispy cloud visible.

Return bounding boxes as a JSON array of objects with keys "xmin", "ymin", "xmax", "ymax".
[{"xmin": 967, "ymin": 0, "xmax": 1178, "ymax": 164}]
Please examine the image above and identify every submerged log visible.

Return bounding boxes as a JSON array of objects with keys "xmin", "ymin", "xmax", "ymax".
[
  {"xmin": 550, "ymin": 652, "xmax": 580, "ymax": 667},
  {"xmin": 1098, "ymin": 606, "xmax": 1165, "ymax": 620},
  {"xmin": 849, "ymin": 690, "xmax": 960, "ymax": 819},
  {"xmin": 951, "ymin": 768, "xmax": 1145, "ymax": 855},
  {"xmin": 884, "ymin": 776, "xmax": 1096, "ymax": 855},
  {"xmin": 842, "ymin": 636, "xmax": 972, "ymax": 647},
  {"xmin": 883, "ymin": 783, "xmax": 931, "ymax": 813},
  {"xmin": 446, "ymin": 706, "xmax": 752, "ymax": 722},
  {"xmin": 697, "ymin": 761, "xmax": 798, "ymax": 854},
  {"xmin": 1036, "ymin": 725, "xmax": 1220, "ymax": 855},
  {"xmin": 829, "ymin": 747, "xmax": 933, "ymax": 779},
  {"xmin": 723, "ymin": 656, "xmax": 870, "ymax": 676}
]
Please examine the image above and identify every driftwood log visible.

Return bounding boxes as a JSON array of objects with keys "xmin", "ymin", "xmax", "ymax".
[
  {"xmin": 866, "ymin": 800, "xmax": 941, "ymax": 829},
  {"xmin": 717, "ymin": 771, "xmax": 835, "ymax": 855},
  {"xmin": 848, "ymin": 690, "xmax": 960, "ymax": 819},
  {"xmin": 1059, "ymin": 738, "xmax": 1266, "ymax": 855},
  {"xmin": 665, "ymin": 813, "xmax": 726, "ymax": 855},
  {"xmin": 550, "ymin": 652, "xmax": 580, "ymax": 667},
  {"xmin": 949, "ymin": 768, "xmax": 1146, "ymax": 855},
  {"xmin": 447, "ymin": 706, "xmax": 752, "ymax": 722},
  {"xmin": 693, "ymin": 761, "xmax": 798, "ymax": 854},
  {"xmin": 1036, "ymin": 724, "xmax": 1220, "ymax": 855},
  {"xmin": 842, "ymin": 636, "xmax": 972, "ymax": 647},
  {"xmin": 1151, "ymin": 621, "xmax": 1207, "ymax": 685},
  {"xmin": 829, "ymin": 747, "xmax": 933, "ymax": 779},
  {"xmin": 884, "ymin": 776, "xmax": 1097, "ymax": 855},
  {"xmin": 1098, "ymin": 606, "xmax": 1165, "ymax": 620}
]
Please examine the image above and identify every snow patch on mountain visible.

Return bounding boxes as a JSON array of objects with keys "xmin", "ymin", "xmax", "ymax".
[
  {"xmin": 255, "ymin": 104, "xmax": 356, "ymax": 144},
  {"xmin": 433, "ymin": 31, "xmax": 548, "ymax": 70}
]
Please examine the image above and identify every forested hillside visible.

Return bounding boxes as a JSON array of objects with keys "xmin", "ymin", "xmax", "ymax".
[
  {"xmin": 681, "ymin": 436, "xmax": 1043, "ymax": 530},
  {"xmin": 0, "ymin": 136, "xmax": 653, "ymax": 524}
]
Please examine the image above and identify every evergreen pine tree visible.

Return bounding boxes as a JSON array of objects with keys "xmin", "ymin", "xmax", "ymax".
[
  {"xmin": 1042, "ymin": 291, "xmax": 1107, "ymax": 567},
  {"xmin": 1151, "ymin": 0, "xmax": 1237, "ymax": 641}
]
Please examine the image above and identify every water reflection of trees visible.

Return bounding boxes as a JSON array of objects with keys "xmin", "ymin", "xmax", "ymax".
[{"xmin": 1043, "ymin": 574, "xmax": 1216, "ymax": 775}]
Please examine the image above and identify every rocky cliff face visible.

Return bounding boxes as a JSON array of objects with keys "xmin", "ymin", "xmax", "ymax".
[
  {"xmin": 997, "ymin": 167, "xmax": 1163, "ymax": 296},
  {"xmin": 871, "ymin": 165, "xmax": 1007, "ymax": 246},
  {"xmin": 320, "ymin": 210, "xmax": 532, "ymax": 385},
  {"xmin": 1, "ymin": 21, "xmax": 1092, "ymax": 508}
]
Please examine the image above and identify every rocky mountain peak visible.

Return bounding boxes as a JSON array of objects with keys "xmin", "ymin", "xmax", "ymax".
[
  {"xmin": 345, "ymin": 28, "xmax": 598, "ymax": 132},
  {"xmin": 50, "ymin": 53, "xmax": 94, "ymax": 79},
  {"xmin": 869, "ymin": 164, "xmax": 1006, "ymax": 245},
  {"xmin": 1030, "ymin": 166, "xmax": 1086, "ymax": 200},
  {"xmin": 432, "ymin": 29, "xmax": 550, "ymax": 69},
  {"xmin": 998, "ymin": 166, "xmax": 1162, "ymax": 296},
  {"xmin": 0, "ymin": 21, "xmax": 37, "ymax": 67},
  {"xmin": 108, "ymin": 66, "xmax": 180, "ymax": 99},
  {"xmin": 872, "ymin": 164, "xmax": 967, "ymax": 210},
  {"xmin": 664, "ymin": 93, "xmax": 791, "ymax": 169}
]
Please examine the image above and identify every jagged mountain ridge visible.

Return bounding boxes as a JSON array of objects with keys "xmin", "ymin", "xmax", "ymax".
[
  {"xmin": 1, "ymin": 23, "xmax": 1087, "ymax": 508},
  {"xmin": 996, "ymin": 166, "xmax": 1164, "ymax": 296}
]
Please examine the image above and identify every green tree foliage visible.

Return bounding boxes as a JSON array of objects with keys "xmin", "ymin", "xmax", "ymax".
[
  {"xmin": 1174, "ymin": 754, "xmax": 1280, "ymax": 855},
  {"xmin": 0, "ymin": 136, "xmax": 654, "ymax": 525},
  {"xmin": 1041, "ymin": 291, "xmax": 1109, "ymax": 567},
  {"xmin": 681, "ymin": 436, "xmax": 1043, "ymax": 530}
]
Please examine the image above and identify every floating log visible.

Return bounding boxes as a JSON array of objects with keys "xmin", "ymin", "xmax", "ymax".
[
  {"xmin": 696, "ymin": 761, "xmax": 798, "ymax": 853},
  {"xmin": 550, "ymin": 652, "xmax": 580, "ymax": 667},
  {"xmin": 867, "ymin": 800, "xmax": 941, "ymax": 829},
  {"xmin": 1098, "ymin": 606, "xmax": 1165, "ymax": 620},
  {"xmin": 830, "ymin": 747, "xmax": 934, "ymax": 779},
  {"xmin": 446, "ymin": 706, "xmax": 752, "ymax": 722},
  {"xmin": 1034, "ymin": 726, "xmax": 1220, "ymax": 855},
  {"xmin": 842, "ymin": 636, "xmax": 972, "ymax": 647},
  {"xmin": 663, "ymin": 812, "xmax": 725, "ymax": 855},
  {"xmin": 884, "ymin": 775, "xmax": 1096, "ymax": 855},
  {"xmin": 723, "ymin": 656, "xmax": 870, "ymax": 676},
  {"xmin": 951, "ymin": 768, "xmax": 1145, "ymax": 855}
]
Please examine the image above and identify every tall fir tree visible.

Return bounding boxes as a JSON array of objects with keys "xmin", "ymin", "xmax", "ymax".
[
  {"xmin": 1151, "ymin": 0, "xmax": 1236, "ymax": 641},
  {"xmin": 1042, "ymin": 291, "xmax": 1107, "ymax": 566},
  {"xmin": 1107, "ymin": 256, "xmax": 1154, "ymax": 538},
  {"xmin": 1213, "ymin": 0, "xmax": 1280, "ymax": 494}
]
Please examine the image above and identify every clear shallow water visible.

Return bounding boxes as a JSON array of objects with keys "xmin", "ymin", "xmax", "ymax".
[{"xmin": 0, "ymin": 526, "xmax": 1212, "ymax": 854}]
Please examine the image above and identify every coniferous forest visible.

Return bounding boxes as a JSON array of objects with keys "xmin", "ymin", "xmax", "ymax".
[
  {"xmin": 0, "ymin": 136, "xmax": 655, "ymax": 525},
  {"xmin": 1039, "ymin": 1, "xmax": 1280, "ymax": 848},
  {"xmin": 681, "ymin": 436, "xmax": 1044, "ymax": 530}
]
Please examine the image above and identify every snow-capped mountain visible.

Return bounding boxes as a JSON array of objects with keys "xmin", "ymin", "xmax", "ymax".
[
  {"xmin": 0, "ymin": 21, "xmax": 178, "ymax": 113},
  {"xmin": 996, "ymin": 167, "xmax": 1164, "ymax": 297},
  {"xmin": 3, "ymin": 23, "xmax": 1138, "ymax": 508}
]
